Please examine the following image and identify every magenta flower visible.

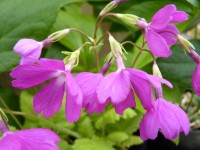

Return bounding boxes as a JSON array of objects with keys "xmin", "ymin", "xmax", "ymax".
[
  {"xmin": 10, "ymin": 58, "xmax": 82, "ymax": 123},
  {"xmin": 189, "ymin": 49, "xmax": 200, "ymax": 96},
  {"xmin": 0, "ymin": 128, "xmax": 60, "ymax": 150},
  {"xmin": 140, "ymin": 75, "xmax": 190, "ymax": 140},
  {"xmin": 76, "ymin": 72, "xmax": 106, "ymax": 114},
  {"xmin": 75, "ymin": 62, "xmax": 111, "ymax": 114},
  {"xmin": 140, "ymin": 98, "xmax": 190, "ymax": 140},
  {"xmin": 136, "ymin": 4, "xmax": 188, "ymax": 57},
  {"xmin": 96, "ymin": 53, "xmax": 171, "ymax": 114},
  {"xmin": 14, "ymin": 38, "xmax": 51, "ymax": 65}
]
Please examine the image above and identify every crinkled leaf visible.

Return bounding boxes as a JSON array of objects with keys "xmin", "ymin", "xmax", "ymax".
[
  {"xmin": 120, "ymin": 136, "xmax": 143, "ymax": 148},
  {"xmin": 76, "ymin": 116, "xmax": 95, "ymax": 138},
  {"xmin": 108, "ymin": 131, "xmax": 129, "ymax": 143},
  {"xmin": 73, "ymin": 137, "xmax": 115, "ymax": 150},
  {"xmin": 95, "ymin": 108, "xmax": 136, "ymax": 129}
]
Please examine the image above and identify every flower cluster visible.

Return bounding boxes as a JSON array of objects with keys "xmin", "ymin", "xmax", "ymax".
[
  {"xmin": 136, "ymin": 4, "xmax": 188, "ymax": 58},
  {"xmin": 7, "ymin": 2, "xmax": 197, "ymax": 146}
]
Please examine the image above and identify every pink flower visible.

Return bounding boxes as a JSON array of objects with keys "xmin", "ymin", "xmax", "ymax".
[
  {"xmin": 0, "ymin": 128, "xmax": 60, "ymax": 150},
  {"xmin": 10, "ymin": 58, "xmax": 82, "ymax": 123},
  {"xmin": 136, "ymin": 4, "xmax": 188, "ymax": 57},
  {"xmin": 189, "ymin": 49, "xmax": 200, "ymax": 96},
  {"xmin": 75, "ymin": 62, "xmax": 110, "ymax": 114},
  {"xmin": 76, "ymin": 72, "xmax": 106, "ymax": 114},
  {"xmin": 96, "ymin": 53, "xmax": 170, "ymax": 114},
  {"xmin": 14, "ymin": 38, "xmax": 51, "ymax": 65},
  {"xmin": 140, "ymin": 98, "xmax": 190, "ymax": 140},
  {"xmin": 140, "ymin": 75, "xmax": 190, "ymax": 140}
]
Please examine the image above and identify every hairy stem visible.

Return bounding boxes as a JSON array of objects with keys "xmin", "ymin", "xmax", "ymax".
[
  {"xmin": 0, "ymin": 97, "xmax": 23, "ymax": 129},
  {"xmin": 3, "ymin": 109, "xmax": 81, "ymax": 138}
]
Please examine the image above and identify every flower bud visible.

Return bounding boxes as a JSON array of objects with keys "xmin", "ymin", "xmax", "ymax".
[
  {"xmin": 14, "ymin": 38, "xmax": 51, "ymax": 64},
  {"xmin": 189, "ymin": 49, "xmax": 200, "ymax": 63},
  {"xmin": 153, "ymin": 62, "xmax": 163, "ymax": 78},
  {"xmin": 177, "ymin": 35, "xmax": 195, "ymax": 53},
  {"xmin": 99, "ymin": 1, "xmax": 116, "ymax": 16},
  {"xmin": 108, "ymin": 34, "xmax": 127, "ymax": 69},
  {"xmin": 108, "ymin": 33, "xmax": 126, "ymax": 58},
  {"xmin": 115, "ymin": 14, "xmax": 140, "ymax": 27},
  {"xmin": 48, "ymin": 29, "xmax": 70, "ymax": 42},
  {"xmin": 62, "ymin": 49, "xmax": 80, "ymax": 70}
]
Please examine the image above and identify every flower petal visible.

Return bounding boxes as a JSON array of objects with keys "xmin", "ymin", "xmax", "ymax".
[
  {"xmin": 171, "ymin": 10, "xmax": 188, "ymax": 23},
  {"xmin": 66, "ymin": 72, "xmax": 83, "ymax": 123},
  {"xmin": 113, "ymin": 89, "xmax": 136, "ymax": 115},
  {"xmin": 173, "ymin": 104, "xmax": 190, "ymax": 135},
  {"xmin": 75, "ymin": 72, "xmax": 103, "ymax": 106},
  {"xmin": 157, "ymin": 99, "xmax": 183, "ymax": 139},
  {"xmin": 0, "ymin": 134, "xmax": 21, "ymax": 150},
  {"xmin": 147, "ymin": 75, "xmax": 173, "ymax": 89},
  {"xmin": 192, "ymin": 64, "xmax": 200, "ymax": 96},
  {"xmin": 158, "ymin": 24, "xmax": 179, "ymax": 46},
  {"xmin": 140, "ymin": 109, "xmax": 159, "ymax": 140},
  {"xmin": 97, "ymin": 70, "xmax": 130, "ymax": 104},
  {"xmin": 17, "ymin": 128, "xmax": 60, "ymax": 150},
  {"xmin": 10, "ymin": 59, "xmax": 65, "ymax": 89},
  {"xmin": 33, "ymin": 75, "xmax": 65, "ymax": 117},
  {"xmin": 150, "ymin": 4, "xmax": 176, "ymax": 30},
  {"xmin": 127, "ymin": 68, "xmax": 154, "ymax": 110},
  {"xmin": 146, "ymin": 28, "xmax": 172, "ymax": 57},
  {"xmin": 85, "ymin": 95, "xmax": 107, "ymax": 114},
  {"xmin": 13, "ymin": 39, "xmax": 43, "ymax": 64},
  {"xmin": 0, "ymin": 129, "xmax": 60, "ymax": 150}
]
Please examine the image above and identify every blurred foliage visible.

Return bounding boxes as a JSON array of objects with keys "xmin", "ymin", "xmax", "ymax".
[{"xmin": 0, "ymin": 0, "xmax": 200, "ymax": 149}]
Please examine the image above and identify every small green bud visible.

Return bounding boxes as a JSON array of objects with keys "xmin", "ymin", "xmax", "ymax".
[
  {"xmin": 62, "ymin": 49, "xmax": 80, "ymax": 70},
  {"xmin": 108, "ymin": 33, "xmax": 127, "ymax": 59},
  {"xmin": 99, "ymin": 1, "xmax": 116, "ymax": 16},
  {"xmin": 48, "ymin": 29, "xmax": 70, "ymax": 42},
  {"xmin": 115, "ymin": 13, "xmax": 140, "ymax": 27},
  {"xmin": 153, "ymin": 62, "xmax": 162, "ymax": 78},
  {"xmin": 177, "ymin": 35, "xmax": 195, "ymax": 53}
]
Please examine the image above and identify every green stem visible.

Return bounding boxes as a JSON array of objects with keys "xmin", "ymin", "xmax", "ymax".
[
  {"xmin": 3, "ymin": 109, "xmax": 81, "ymax": 138},
  {"xmin": 94, "ymin": 46, "xmax": 100, "ymax": 72},
  {"xmin": 0, "ymin": 97, "xmax": 23, "ymax": 129},
  {"xmin": 131, "ymin": 35, "xmax": 147, "ymax": 67},
  {"xmin": 70, "ymin": 28, "xmax": 93, "ymax": 43},
  {"xmin": 122, "ymin": 40, "xmax": 155, "ymax": 66},
  {"xmin": 94, "ymin": 13, "xmax": 116, "ymax": 40}
]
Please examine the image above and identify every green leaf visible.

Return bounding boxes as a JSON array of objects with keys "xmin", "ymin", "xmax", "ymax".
[
  {"xmin": 0, "ymin": 52, "xmax": 20, "ymax": 73},
  {"xmin": 0, "ymin": 0, "xmax": 83, "ymax": 72},
  {"xmin": 95, "ymin": 108, "xmax": 136, "ymax": 129},
  {"xmin": 107, "ymin": 131, "xmax": 129, "ymax": 143},
  {"xmin": 171, "ymin": 136, "xmax": 180, "ymax": 146},
  {"xmin": 120, "ymin": 135, "xmax": 143, "ymax": 148},
  {"xmin": 95, "ymin": 108, "xmax": 120, "ymax": 129},
  {"xmin": 106, "ymin": 109, "xmax": 143, "ymax": 134},
  {"xmin": 76, "ymin": 116, "xmax": 95, "ymax": 138},
  {"xmin": 73, "ymin": 137, "xmax": 115, "ymax": 150},
  {"xmin": 58, "ymin": 140, "xmax": 73, "ymax": 150}
]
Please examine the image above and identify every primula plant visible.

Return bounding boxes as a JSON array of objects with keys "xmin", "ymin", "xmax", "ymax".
[{"xmin": 0, "ymin": 0, "xmax": 200, "ymax": 150}]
